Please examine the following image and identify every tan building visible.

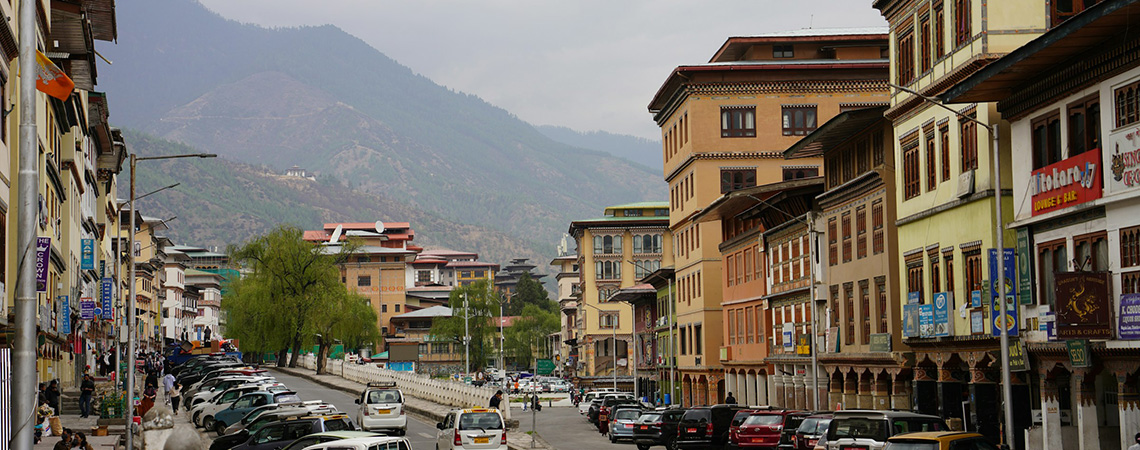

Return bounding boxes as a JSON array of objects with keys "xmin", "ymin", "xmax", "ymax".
[
  {"xmin": 648, "ymin": 27, "xmax": 889, "ymax": 405},
  {"xmin": 568, "ymin": 202, "xmax": 671, "ymax": 384},
  {"xmin": 550, "ymin": 237, "xmax": 579, "ymax": 377}
]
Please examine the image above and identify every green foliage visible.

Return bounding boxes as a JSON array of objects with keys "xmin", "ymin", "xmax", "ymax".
[
  {"xmin": 428, "ymin": 280, "xmax": 499, "ymax": 372},
  {"xmin": 506, "ymin": 273, "xmax": 555, "ymax": 315},
  {"xmin": 503, "ymin": 304, "xmax": 560, "ymax": 367},
  {"xmin": 221, "ymin": 276, "xmax": 292, "ymax": 355},
  {"xmin": 307, "ymin": 285, "xmax": 380, "ymax": 374}
]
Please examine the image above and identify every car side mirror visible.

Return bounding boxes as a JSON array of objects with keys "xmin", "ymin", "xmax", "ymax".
[
  {"xmin": 354, "ymin": 399, "xmax": 360, "ymax": 404},
  {"xmin": 436, "ymin": 423, "xmax": 445, "ymax": 430}
]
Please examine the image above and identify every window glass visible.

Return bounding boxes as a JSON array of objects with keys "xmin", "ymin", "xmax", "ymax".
[
  {"xmin": 459, "ymin": 412, "xmax": 504, "ymax": 430},
  {"xmin": 367, "ymin": 389, "xmax": 402, "ymax": 403},
  {"xmin": 324, "ymin": 418, "xmax": 352, "ymax": 432},
  {"xmin": 743, "ymin": 414, "xmax": 784, "ymax": 425},
  {"xmin": 828, "ymin": 418, "xmax": 888, "ymax": 441}
]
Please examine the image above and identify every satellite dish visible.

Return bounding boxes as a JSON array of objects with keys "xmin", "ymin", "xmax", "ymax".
[
  {"xmin": 375, "ymin": 221, "xmax": 385, "ymax": 234},
  {"xmin": 329, "ymin": 224, "xmax": 344, "ymax": 244}
]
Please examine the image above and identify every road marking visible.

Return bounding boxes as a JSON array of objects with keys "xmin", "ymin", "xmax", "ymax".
[{"xmin": 418, "ymin": 432, "xmax": 434, "ymax": 439}]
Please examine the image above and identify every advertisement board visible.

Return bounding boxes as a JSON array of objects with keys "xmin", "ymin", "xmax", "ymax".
[
  {"xmin": 990, "ymin": 249, "xmax": 1018, "ymax": 337},
  {"xmin": 1030, "ymin": 148, "xmax": 1102, "ymax": 215},
  {"xmin": 1120, "ymin": 294, "xmax": 1140, "ymax": 340},
  {"xmin": 1055, "ymin": 272, "xmax": 1112, "ymax": 339},
  {"xmin": 933, "ymin": 292, "xmax": 953, "ymax": 337}
]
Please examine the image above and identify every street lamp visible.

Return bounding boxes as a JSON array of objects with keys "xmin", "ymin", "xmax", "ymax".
[
  {"xmin": 888, "ymin": 83, "xmax": 1013, "ymax": 447},
  {"xmin": 579, "ymin": 301, "xmax": 618, "ymax": 391},
  {"xmin": 126, "ymin": 152, "xmax": 215, "ymax": 450}
]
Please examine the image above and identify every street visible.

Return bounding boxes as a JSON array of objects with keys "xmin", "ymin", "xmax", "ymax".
[
  {"xmin": 528, "ymin": 405, "xmax": 637, "ymax": 450},
  {"xmin": 251, "ymin": 370, "xmax": 442, "ymax": 450}
]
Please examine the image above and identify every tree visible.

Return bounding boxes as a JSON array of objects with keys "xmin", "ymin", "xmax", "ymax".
[
  {"xmin": 308, "ymin": 286, "xmax": 380, "ymax": 374},
  {"xmin": 221, "ymin": 276, "xmax": 293, "ymax": 364},
  {"xmin": 507, "ymin": 273, "xmax": 555, "ymax": 315},
  {"xmin": 503, "ymin": 304, "xmax": 560, "ymax": 369},
  {"xmin": 226, "ymin": 225, "xmax": 356, "ymax": 367},
  {"xmin": 429, "ymin": 280, "xmax": 498, "ymax": 373}
]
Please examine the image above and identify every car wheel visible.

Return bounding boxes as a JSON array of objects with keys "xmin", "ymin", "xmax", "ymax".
[
  {"xmin": 397, "ymin": 429, "xmax": 406, "ymax": 436},
  {"xmin": 203, "ymin": 417, "xmax": 215, "ymax": 431},
  {"xmin": 214, "ymin": 421, "xmax": 227, "ymax": 436},
  {"xmin": 192, "ymin": 411, "xmax": 201, "ymax": 426},
  {"xmin": 610, "ymin": 433, "xmax": 616, "ymax": 443},
  {"xmin": 637, "ymin": 445, "xmax": 650, "ymax": 450}
]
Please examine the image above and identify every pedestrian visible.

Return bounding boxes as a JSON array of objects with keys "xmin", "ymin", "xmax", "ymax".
[
  {"xmin": 724, "ymin": 392, "xmax": 737, "ymax": 404},
  {"xmin": 489, "ymin": 390, "xmax": 503, "ymax": 409},
  {"xmin": 138, "ymin": 384, "xmax": 157, "ymax": 416},
  {"xmin": 45, "ymin": 380, "xmax": 61, "ymax": 413},
  {"xmin": 1129, "ymin": 432, "xmax": 1140, "ymax": 450},
  {"xmin": 169, "ymin": 382, "xmax": 182, "ymax": 415},
  {"xmin": 163, "ymin": 372, "xmax": 176, "ymax": 403},
  {"xmin": 145, "ymin": 369, "xmax": 158, "ymax": 391},
  {"xmin": 74, "ymin": 432, "xmax": 94, "ymax": 450},
  {"xmin": 52, "ymin": 428, "xmax": 72, "ymax": 450},
  {"xmin": 79, "ymin": 374, "xmax": 95, "ymax": 418}
]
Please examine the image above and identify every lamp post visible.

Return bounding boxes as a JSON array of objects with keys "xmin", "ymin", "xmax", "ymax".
[
  {"xmin": 888, "ymin": 83, "xmax": 1013, "ymax": 447},
  {"xmin": 463, "ymin": 292, "xmax": 470, "ymax": 375},
  {"xmin": 126, "ymin": 152, "xmax": 215, "ymax": 450},
  {"xmin": 580, "ymin": 302, "xmax": 618, "ymax": 391}
]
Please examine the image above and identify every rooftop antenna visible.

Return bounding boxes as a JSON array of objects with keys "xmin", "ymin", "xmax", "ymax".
[
  {"xmin": 375, "ymin": 220, "xmax": 386, "ymax": 234},
  {"xmin": 809, "ymin": 14, "xmax": 814, "ymax": 29},
  {"xmin": 329, "ymin": 224, "xmax": 343, "ymax": 244}
]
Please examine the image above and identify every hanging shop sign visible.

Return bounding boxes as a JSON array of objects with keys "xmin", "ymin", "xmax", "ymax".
[
  {"xmin": 933, "ymin": 292, "xmax": 953, "ymax": 337},
  {"xmin": 1009, "ymin": 339, "xmax": 1029, "ymax": 372},
  {"xmin": 35, "ymin": 237, "xmax": 50, "ymax": 292},
  {"xmin": 1030, "ymin": 148, "xmax": 1101, "ymax": 216},
  {"xmin": 1110, "ymin": 127, "xmax": 1140, "ymax": 194},
  {"xmin": 989, "ymin": 249, "xmax": 1018, "ymax": 337},
  {"xmin": 903, "ymin": 304, "xmax": 919, "ymax": 338},
  {"xmin": 1120, "ymin": 293, "xmax": 1140, "ymax": 340},
  {"xmin": 796, "ymin": 334, "xmax": 811, "ymax": 356},
  {"xmin": 1054, "ymin": 272, "xmax": 1112, "ymax": 339},
  {"xmin": 59, "ymin": 295, "xmax": 70, "ymax": 334},
  {"xmin": 81, "ymin": 238, "xmax": 95, "ymax": 270},
  {"xmin": 1067, "ymin": 339, "xmax": 1092, "ymax": 368},
  {"xmin": 1016, "ymin": 228, "xmax": 1034, "ymax": 305},
  {"xmin": 80, "ymin": 297, "xmax": 95, "ymax": 320},
  {"xmin": 100, "ymin": 277, "xmax": 113, "ymax": 320},
  {"xmin": 919, "ymin": 304, "xmax": 934, "ymax": 338}
]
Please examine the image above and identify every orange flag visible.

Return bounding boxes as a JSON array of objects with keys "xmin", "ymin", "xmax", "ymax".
[{"xmin": 35, "ymin": 50, "xmax": 75, "ymax": 101}]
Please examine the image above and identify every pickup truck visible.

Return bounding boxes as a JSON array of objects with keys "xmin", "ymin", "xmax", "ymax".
[{"xmin": 209, "ymin": 391, "xmax": 302, "ymax": 435}]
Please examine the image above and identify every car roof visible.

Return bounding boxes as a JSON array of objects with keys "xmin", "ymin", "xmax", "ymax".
[
  {"xmin": 832, "ymin": 410, "xmax": 943, "ymax": 420},
  {"xmin": 887, "ymin": 431, "xmax": 984, "ymax": 441},
  {"xmin": 302, "ymin": 431, "xmax": 380, "ymax": 439},
  {"xmin": 310, "ymin": 436, "xmax": 402, "ymax": 446}
]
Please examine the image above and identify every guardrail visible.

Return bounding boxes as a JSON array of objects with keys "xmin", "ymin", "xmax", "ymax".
[{"xmin": 297, "ymin": 354, "xmax": 509, "ymax": 420}]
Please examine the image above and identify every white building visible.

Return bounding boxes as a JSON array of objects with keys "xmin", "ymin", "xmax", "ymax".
[{"xmin": 187, "ymin": 268, "xmax": 224, "ymax": 341}]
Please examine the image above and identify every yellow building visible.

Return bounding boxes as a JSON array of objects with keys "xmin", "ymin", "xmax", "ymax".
[
  {"xmin": 872, "ymin": 0, "xmax": 1055, "ymax": 439},
  {"xmin": 648, "ymin": 28, "xmax": 889, "ymax": 405},
  {"xmin": 568, "ymin": 202, "xmax": 671, "ymax": 384}
]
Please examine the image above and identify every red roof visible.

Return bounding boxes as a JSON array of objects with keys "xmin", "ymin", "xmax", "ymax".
[
  {"xmin": 303, "ymin": 230, "xmax": 331, "ymax": 242},
  {"xmin": 446, "ymin": 261, "xmax": 500, "ymax": 268},
  {"xmin": 323, "ymin": 222, "xmax": 410, "ymax": 231}
]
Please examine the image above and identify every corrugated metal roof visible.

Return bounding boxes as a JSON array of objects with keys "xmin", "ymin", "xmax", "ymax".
[
  {"xmin": 392, "ymin": 305, "xmax": 452, "ymax": 319},
  {"xmin": 742, "ymin": 27, "xmax": 889, "ymax": 38}
]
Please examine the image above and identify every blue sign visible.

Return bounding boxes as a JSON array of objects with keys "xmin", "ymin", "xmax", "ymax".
[
  {"xmin": 989, "ymin": 249, "xmax": 1019, "ymax": 337},
  {"xmin": 100, "ymin": 277, "xmax": 113, "ymax": 320},
  {"xmin": 933, "ymin": 292, "xmax": 953, "ymax": 337},
  {"xmin": 919, "ymin": 304, "xmax": 934, "ymax": 337},
  {"xmin": 59, "ymin": 295, "xmax": 70, "ymax": 334},
  {"xmin": 388, "ymin": 362, "xmax": 414, "ymax": 372},
  {"xmin": 971, "ymin": 290, "xmax": 982, "ymax": 308},
  {"xmin": 1120, "ymin": 294, "xmax": 1140, "ymax": 340},
  {"xmin": 81, "ymin": 239, "xmax": 95, "ymax": 270},
  {"xmin": 907, "ymin": 291, "xmax": 920, "ymax": 305},
  {"xmin": 80, "ymin": 298, "xmax": 95, "ymax": 320},
  {"xmin": 903, "ymin": 304, "xmax": 919, "ymax": 337}
]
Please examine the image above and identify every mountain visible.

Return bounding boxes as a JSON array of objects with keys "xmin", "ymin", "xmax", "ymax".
[
  {"xmin": 96, "ymin": 0, "xmax": 663, "ymax": 257},
  {"xmin": 535, "ymin": 125, "xmax": 662, "ymax": 173},
  {"xmin": 125, "ymin": 130, "xmax": 549, "ymax": 267}
]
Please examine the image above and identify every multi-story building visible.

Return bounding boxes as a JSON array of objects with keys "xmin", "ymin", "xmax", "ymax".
[
  {"xmin": 785, "ymin": 107, "xmax": 912, "ymax": 411},
  {"xmin": 410, "ymin": 249, "xmax": 498, "ymax": 287},
  {"xmin": 550, "ymin": 236, "xmax": 580, "ymax": 377},
  {"xmin": 872, "ymin": 0, "xmax": 1049, "ymax": 440},
  {"xmin": 648, "ymin": 27, "xmax": 889, "ymax": 405},
  {"xmin": 944, "ymin": 1, "xmax": 1140, "ymax": 448},
  {"xmin": 493, "ymin": 258, "xmax": 545, "ymax": 296},
  {"xmin": 387, "ymin": 305, "xmax": 464, "ymax": 375},
  {"xmin": 568, "ymin": 202, "xmax": 671, "ymax": 385},
  {"xmin": 187, "ymin": 268, "xmax": 223, "ymax": 341},
  {"xmin": 304, "ymin": 222, "xmax": 421, "ymax": 340},
  {"xmin": 162, "ymin": 243, "xmax": 190, "ymax": 342}
]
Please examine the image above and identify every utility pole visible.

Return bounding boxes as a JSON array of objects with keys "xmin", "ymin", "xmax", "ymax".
[
  {"xmin": 12, "ymin": 0, "xmax": 41, "ymax": 448},
  {"xmin": 464, "ymin": 292, "xmax": 470, "ymax": 375}
]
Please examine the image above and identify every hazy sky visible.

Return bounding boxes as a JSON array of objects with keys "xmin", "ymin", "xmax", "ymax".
[{"xmin": 199, "ymin": 1, "xmax": 887, "ymax": 141}]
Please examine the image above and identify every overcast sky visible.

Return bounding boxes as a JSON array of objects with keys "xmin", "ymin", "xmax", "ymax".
[{"xmin": 199, "ymin": 1, "xmax": 887, "ymax": 141}]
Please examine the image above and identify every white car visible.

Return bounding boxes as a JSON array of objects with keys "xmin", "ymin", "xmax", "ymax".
[
  {"xmin": 300, "ymin": 436, "xmax": 411, "ymax": 450},
  {"xmin": 355, "ymin": 382, "xmax": 406, "ymax": 435},
  {"xmin": 435, "ymin": 408, "xmax": 507, "ymax": 450},
  {"xmin": 187, "ymin": 376, "xmax": 274, "ymax": 407},
  {"xmin": 222, "ymin": 401, "xmax": 338, "ymax": 435},
  {"xmin": 191, "ymin": 383, "xmax": 286, "ymax": 427}
]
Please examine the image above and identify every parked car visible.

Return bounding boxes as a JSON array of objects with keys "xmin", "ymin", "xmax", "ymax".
[
  {"xmin": 435, "ymin": 408, "xmax": 507, "ymax": 450},
  {"xmin": 230, "ymin": 414, "xmax": 358, "ymax": 450},
  {"xmin": 825, "ymin": 410, "xmax": 948, "ymax": 450},
  {"xmin": 728, "ymin": 409, "xmax": 760, "ymax": 449},
  {"xmin": 883, "ymin": 431, "xmax": 998, "ymax": 450},
  {"xmin": 793, "ymin": 414, "xmax": 832, "ymax": 450},
  {"xmin": 193, "ymin": 384, "xmax": 288, "ymax": 427},
  {"xmin": 273, "ymin": 431, "xmax": 379, "ymax": 450},
  {"xmin": 212, "ymin": 405, "xmax": 340, "ymax": 450},
  {"xmin": 355, "ymin": 382, "xmax": 406, "ymax": 436},
  {"xmin": 631, "ymin": 410, "xmax": 665, "ymax": 450},
  {"xmin": 608, "ymin": 406, "xmax": 645, "ymax": 443},
  {"xmin": 597, "ymin": 397, "xmax": 641, "ymax": 431},
  {"xmin": 221, "ymin": 401, "xmax": 338, "ymax": 436},
  {"xmin": 297, "ymin": 435, "xmax": 412, "ymax": 450},
  {"xmin": 734, "ymin": 410, "xmax": 808, "ymax": 449},
  {"xmin": 675, "ymin": 404, "xmax": 747, "ymax": 449},
  {"xmin": 210, "ymin": 391, "xmax": 303, "ymax": 435}
]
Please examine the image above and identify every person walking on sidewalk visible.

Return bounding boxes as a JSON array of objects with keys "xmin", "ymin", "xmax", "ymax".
[
  {"xmin": 79, "ymin": 374, "xmax": 95, "ymax": 418},
  {"xmin": 169, "ymin": 382, "xmax": 182, "ymax": 415},
  {"xmin": 163, "ymin": 372, "xmax": 176, "ymax": 404},
  {"xmin": 45, "ymin": 380, "xmax": 61, "ymax": 414},
  {"xmin": 489, "ymin": 390, "xmax": 503, "ymax": 409}
]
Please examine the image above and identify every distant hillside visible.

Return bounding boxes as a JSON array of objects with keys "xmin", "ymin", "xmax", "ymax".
[
  {"xmin": 535, "ymin": 125, "xmax": 662, "ymax": 173},
  {"xmin": 124, "ymin": 130, "xmax": 549, "ymax": 267},
  {"xmin": 96, "ymin": 0, "xmax": 663, "ymax": 255}
]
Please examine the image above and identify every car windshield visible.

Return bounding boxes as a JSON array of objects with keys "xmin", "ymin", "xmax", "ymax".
[
  {"xmin": 459, "ymin": 412, "xmax": 503, "ymax": 430},
  {"xmin": 797, "ymin": 418, "xmax": 831, "ymax": 434},
  {"xmin": 743, "ymin": 415, "xmax": 784, "ymax": 426},
  {"xmin": 638, "ymin": 414, "xmax": 662, "ymax": 423},
  {"xmin": 367, "ymin": 389, "xmax": 402, "ymax": 404},
  {"xmin": 731, "ymin": 411, "xmax": 751, "ymax": 426},
  {"xmin": 883, "ymin": 443, "xmax": 939, "ymax": 450},
  {"xmin": 891, "ymin": 419, "xmax": 945, "ymax": 435},
  {"xmin": 681, "ymin": 410, "xmax": 711, "ymax": 422},
  {"xmin": 275, "ymin": 394, "xmax": 302, "ymax": 404},
  {"xmin": 614, "ymin": 410, "xmax": 641, "ymax": 420},
  {"xmin": 829, "ymin": 418, "xmax": 888, "ymax": 441}
]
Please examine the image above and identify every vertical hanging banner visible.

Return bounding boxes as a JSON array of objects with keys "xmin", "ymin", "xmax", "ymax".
[
  {"xmin": 59, "ymin": 295, "xmax": 70, "ymax": 334},
  {"xmin": 933, "ymin": 292, "xmax": 954, "ymax": 337},
  {"xmin": 35, "ymin": 237, "xmax": 50, "ymax": 292},
  {"xmin": 1016, "ymin": 229, "xmax": 1034, "ymax": 305},
  {"xmin": 989, "ymin": 249, "xmax": 1019, "ymax": 337},
  {"xmin": 81, "ymin": 239, "xmax": 95, "ymax": 270},
  {"xmin": 79, "ymin": 297, "xmax": 95, "ymax": 320},
  {"xmin": 100, "ymin": 277, "xmax": 113, "ymax": 320}
]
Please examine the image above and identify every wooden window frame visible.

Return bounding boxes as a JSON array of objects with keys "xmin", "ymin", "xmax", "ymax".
[
  {"xmin": 954, "ymin": 0, "xmax": 971, "ymax": 46},
  {"xmin": 856, "ymin": 206, "xmax": 867, "ymax": 259},
  {"xmin": 876, "ymin": 277, "xmax": 888, "ymax": 333},
  {"xmin": 782, "ymin": 106, "xmax": 818, "ymax": 136},
  {"xmin": 940, "ymin": 124, "xmax": 951, "ymax": 181},
  {"xmin": 897, "ymin": 24, "xmax": 916, "ymax": 85},
  {"xmin": 930, "ymin": 253, "xmax": 941, "ymax": 295},
  {"xmin": 1068, "ymin": 95, "xmax": 1101, "ymax": 156},
  {"xmin": 919, "ymin": 13, "xmax": 932, "ymax": 74},
  {"xmin": 1122, "ymin": 225, "xmax": 1140, "ymax": 269},
  {"xmin": 873, "ymin": 131, "xmax": 885, "ymax": 167},
  {"xmin": 925, "ymin": 130, "xmax": 937, "ymax": 191},
  {"xmin": 1073, "ymin": 232, "xmax": 1109, "ymax": 272},
  {"xmin": 830, "ymin": 285, "xmax": 840, "ymax": 328},
  {"xmin": 860, "ymin": 280, "xmax": 871, "ymax": 345},
  {"xmin": 773, "ymin": 45, "xmax": 794, "ymax": 58},
  {"xmin": 903, "ymin": 140, "xmax": 921, "ymax": 199},
  {"xmin": 872, "ymin": 200, "xmax": 884, "ymax": 255},
  {"xmin": 1052, "ymin": 0, "xmax": 1100, "ymax": 28},
  {"xmin": 1124, "ymin": 270, "xmax": 1140, "ymax": 295},
  {"xmin": 964, "ymin": 249, "xmax": 983, "ymax": 296},
  {"xmin": 933, "ymin": 2, "xmax": 945, "ymax": 59},
  {"xmin": 721, "ymin": 107, "xmax": 756, "ymax": 138},
  {"xmin": 1038, "ymin": 239, "xmax": 1067, "ymax": 307},
  {"xmin": 721, "ymin": 169, "xmax": 757, "ymax": 193},
  {"xmin": 1031, "ymin": 110, "xmax": 1063, "ymax": 170},
  {"xmin": 907, "ymin": 259, "xmax": 925, "ymax": 304},
  {"xmin": 1116, "ymin": 80, "xmax": 1140, "ymax": 128},
  {"xmin": 844, "ymin": 282, "xmax": 855, "ymax": 345},
  {"xmin": 944, "ymin": 251, "xmax": 956, "ymax": 299},
  {"xmin": 960, "ymin": 115, "xmax": 978, "ymax": 172},
  {"xmin": 842, "ymin": 212, "xmax": 853, "ymax": 263}
]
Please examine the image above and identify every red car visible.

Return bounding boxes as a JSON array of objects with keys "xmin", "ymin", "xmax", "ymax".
[{"xmin": 735, "ymin": 410, "xmax": 802, "ymax": 448}]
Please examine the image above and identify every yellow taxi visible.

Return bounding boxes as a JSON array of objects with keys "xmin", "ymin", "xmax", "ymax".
[{"xmin": 882, "ymin": 431, "xmax": 1000, "ymax": 450}]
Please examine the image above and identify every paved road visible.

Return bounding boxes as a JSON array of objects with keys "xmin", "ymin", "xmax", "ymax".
[
  {"xmin": 529, "ymin": 405, "xmax": 638, "ymax": 450},
  {"xmin": 234, "ymin": 370, "xmax": 442, "ymax": 450}
]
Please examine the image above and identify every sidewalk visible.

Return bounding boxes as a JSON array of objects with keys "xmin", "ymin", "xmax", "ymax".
[
  {"xmin": 32, "ymin": 391, "xmax": 124, "ymax": 450},
  {"xmin": 271, "ymin": 366, "xmax": 554, "ymax": 450}
]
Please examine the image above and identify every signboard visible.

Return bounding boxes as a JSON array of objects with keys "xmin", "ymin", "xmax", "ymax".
[
  {"xmin": 971, "ymin": 290, "xmax": 982, "ymax": 308},
  {"xmin": 1067, "ymin": 339, "xmax": 1091, "ymax": 368},
  {"xmin": 100, "ymin": 277, "xmax": 113, "ymax": 320},
  {"xmin": 1120, "ymin": 294, "xmax": 1140, "ymax": 340},
  {"xmin": 796, "ymin": 334, "xmax": 811, "ymax": 356},
  {"xmin": 1016, "ymin": 229, "xmax": 1034, "ymax": 305},
  {"xmin": 58, "ymin": 295, "xmax": 70, "ymax": 334},
  {"xmin": 990, "ymin": 249, "xmax": 1019, "ymax": 337},
  {"xmin": 903, "ymin": 304, "xmax": 919, "ymax": 338},
  {"xmin": 825, "ymin": 327, "xmax": 839, "ymax": 353},
  {"xmin": 869, "ymin": 333, "xmax": 892, "ymax": 353},
  {"xmin": 1009, "ymin": 339, "xmax": 1029, "ymax": 372},
  {"xmin": 35, "ymin": 237, "xmax": 50, "ymax": 292},
  {"xmin": 99, "ymin": 260, "xmax": 105, "ymax": 278},
  {"xmin": 782, "ymin": 323, "xmax": 794, "ymax": 350},
  {"xmin": 933, "ymin": 292, "xmax": 953, "ymax": 337},
  {"xmin": 907, "ymin": 291, "xmax": 920, "ymax": 305},
  {"xmin": 970, "ymin": 310, "xmax": 985, "ymax": 334},
  {"xmin": 81, "ymin": 239, "xmax": 95, "ymax": 270},
  {"xmin": 1030, "ymin": 147, "xmax": 1102, "ymax": 215},
  {"xmin": 919, "ymin": 304, "xmax": 934, "ymax": 338},
  {"xmin": 1055, "ymin": 272, "xmax": 1113, "ymax": 339},
  {"xmin": 536, "ymin": 359, "xmax": 554, "ymax": 375},
  {"xmin": 1109, "ymin": 127, "xmax": 1140, "ymax": 194},
  {"xmin": 79, "ymin": 298, "xmax": 95, "ymax": 320}
]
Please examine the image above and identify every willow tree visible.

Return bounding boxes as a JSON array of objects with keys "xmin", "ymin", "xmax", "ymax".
[
  {"xmin": 429, "ymin": 280, "xmax": 498, "ymax": 373},
  {"xmin": 308, "ymin": 286, "xmax": 380, "ymax": 374}
]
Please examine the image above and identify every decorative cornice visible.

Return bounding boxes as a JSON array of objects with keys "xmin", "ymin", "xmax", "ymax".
[
  {"xmin": 690, "ymin": 79, "xmax": 888, "ymax": 97},
  {"xmin": 665, "ymin": 151, "xmax": 785, "ymax": 182}
]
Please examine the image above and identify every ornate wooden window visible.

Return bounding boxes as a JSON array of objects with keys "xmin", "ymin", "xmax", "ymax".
[
  {"xmin": 876, "ymin": 277, "xmax": 888, "ymax": 333},
  {"xmin": 933, "ymin": 2, "xmax": 945, "ymax": 59},
  {"xmin": 1068, "ymin": 96, "xmax": 1101, "ymax": 155},
  {"xmin": 954, "ymin": 0, "xmax": 971, "ymax": 45},
  {"xmin": 903, "ymin": 139, "xmax": 921, "ymax": 199},
  {"xmin": 856, "ymin": 206, "xmax": 867, "ymax": 259},
  {"xmin": 1116, "ymin": 80, "xmax": 1140, "ymax": 128},
  {"xmin": 1122, "ymin": 226, "xmax": 1140, "ymax": 269},
  {"xmin": 919, "ymin": 13, "xmax": 932, "ymax": 73},
  {"xmin": 828, "ymin": 217, "xmax": 838, "ymax": 266},
  {"xmin": 844, "ymin": 282, "xmax": 855, "ymax": 344},
  {"xmin": 872, "ymin": 200, "xmax": 884, "ymax": 255},
  {"xmin": 964, "ymin": 248, "xmax": 983, "ymax": 296},
  {"xmin": 897, "ymin": 24, "xmax": 915, "ymax": 84},
  {"xmin": 1038, "ymin": 240, "xmax": 1067, "ymax": 307},
  {"xmin": 860, "ymin": 280, "xmax": 871, "ymax": 345},
  {"xmin": 1031, "ymin": 111, "xmax": 1062, "ymax": 170},
  {"xmin": 1052, "ymin": 0, "xmax": 1101, "ymax": 28},
  {"xmin": 721, "ymin": 107, "xmax": 756, "ymax": 137},
  {"xmin": 960, "ymin": 115, "xmax": 978, "ymax": 172},
  {"xmin": 926, "ymin": 130, "xmax": 937, "ymax": 191},
  {"xmin": 842, "ymin": 212, "xmax": 853, "ymax": 263},
  {"xmin": 721, "ymin": 169, "xmax": 757, "ymax": 193},
  {"xmin": 782, "ymin": 106, "xmax": 818, "ymax": 136},
  {"xmin": 940, "ymin": 123, "xmax": 951, "ymax": 181}
]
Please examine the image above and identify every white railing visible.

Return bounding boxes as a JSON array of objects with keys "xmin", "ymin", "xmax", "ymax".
[{"xmin": 296, "ymin": 354, "xmax": 509, "ymax": 420}]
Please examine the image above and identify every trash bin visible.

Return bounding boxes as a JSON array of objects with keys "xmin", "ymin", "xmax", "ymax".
[{"xmin": 663, "ymin": 393, "xmax": 671, "ymax": 405}]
